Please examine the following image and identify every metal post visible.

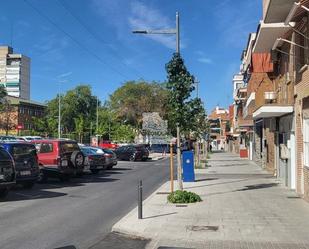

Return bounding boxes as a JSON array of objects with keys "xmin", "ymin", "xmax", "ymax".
[
  {"xmin": 170, "ymin": 142, "xmax": 174, "ymax": 193},
  {"xmin": 58, "ymin": 83, "xmax": 61, "ymax": 139},
  {"xmin": 138, "ymin": 180, "xmax": 143, "ymax": 219},
  {"xmin": 96, "ymin": 97, "xmax": 99, "ymax": 134},
  {"xmin": 176, "ymin": 12, "xmax": 180, "ymax": 54},
  {"xmin": 176, "ymin": 126, "xmax": 183, "ymax": 190}
]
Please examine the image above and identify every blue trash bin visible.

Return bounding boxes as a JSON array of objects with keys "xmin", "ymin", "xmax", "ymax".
[{"xmin": 182, "ymin": 151, "xmax": 195, "ymax": 182}]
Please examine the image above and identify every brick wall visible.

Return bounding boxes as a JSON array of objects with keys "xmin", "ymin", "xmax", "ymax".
[
  {"xmin": 295, "ymin": 66, "xmax": 309, "ymax": 201},
  {"xmin": 264, "ymin": 118, "xmax": 275, "ymax": 174}
]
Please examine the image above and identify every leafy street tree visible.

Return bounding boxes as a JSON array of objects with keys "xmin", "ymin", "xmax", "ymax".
[
  {"xmin": 165, "ymin": 52, "xmax": 207, "ymax": 136},
  {"xmin": 166, "ymin": 53, "xmax": 208, "ymax": 190},
  {"xmin": 109, "ymin": 80, "xmax": 168, "ymax": 128}
]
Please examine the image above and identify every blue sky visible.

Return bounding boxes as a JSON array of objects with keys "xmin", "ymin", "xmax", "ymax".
[{"xmin": 0, "ymin": 0, "xmax": 262, "ymax": 113}]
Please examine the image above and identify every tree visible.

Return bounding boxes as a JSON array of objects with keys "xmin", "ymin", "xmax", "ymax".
[
  {"xmin": 42, "ymin": 85, "xmax": 98, "ymax": 140},
  {"xmin": 166, "ymin": 53, "xmax": 208, "ymax": 190},
  {"xmin": 109, "ymin": 80, "xmax": 168, "ymax": 128},
  {"xmin": 0, "ymin": 85, "xmax": 7, "ymax": 110}
]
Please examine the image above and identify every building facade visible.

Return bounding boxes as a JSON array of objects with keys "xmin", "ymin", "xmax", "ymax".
[
  {"xmin": 0, "ymin": 46, "xmax": 30, "ymax": 100},
  {"xmin": 231, "ymin": 0, "xmax": 309, "ymax": 202},
  {"xmin": 0, "ymin": 96, "xmax": 45, "ymax": 135}
]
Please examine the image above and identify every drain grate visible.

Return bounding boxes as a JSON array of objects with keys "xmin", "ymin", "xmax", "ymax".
[
  {"xmin": 156, "ymin": 192, "xmax": 171, "ymax": 195},
  {"xmin": 175, "ymin": 204, "xmax": 187, "ymax": 207},
  {"xmin": 187, "ymin": 225, "xmax": 219, "ymax": 232},
  {"xmin": 287, "ymin": 196, "xmax": 301, "ymax": 199}
]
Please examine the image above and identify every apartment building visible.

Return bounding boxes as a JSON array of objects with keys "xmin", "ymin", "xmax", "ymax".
[
  {"xmin": 0, "ymin": 46, "xmax": 30, "ymax": 100},
  {"xmin": 232, "ymin": 0, "xmax": 309, "ymax": 202},
  {"xmin": 208, "ymin": 106, "xmax": 229, "ymax": 150}
]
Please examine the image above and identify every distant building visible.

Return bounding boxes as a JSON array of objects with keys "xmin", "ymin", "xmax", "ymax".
[
  {"xmin": 208, "ymin": 106, "xmax": 229, "ymax": 150},
  {"xmin": 0, "ymin": 96, "xmax": 45, "ymax": 135},
  {"xmin": 0, "ymin": 46, "xmax": 30, "ymax": 100}
]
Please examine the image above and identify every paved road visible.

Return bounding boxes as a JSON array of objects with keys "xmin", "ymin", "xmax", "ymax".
[{"xmin": 0, "ymin": 158, "xmax": 172, "ymax": 249}]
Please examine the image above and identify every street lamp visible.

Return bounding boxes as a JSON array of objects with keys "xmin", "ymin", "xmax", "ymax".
[
  {"xmin": 132, "ymin": 12, "xmax": 180, "ymax": 53},
  {"xmin": 132, "ymin": 12, "xmax": 183, "ymax": 190}
]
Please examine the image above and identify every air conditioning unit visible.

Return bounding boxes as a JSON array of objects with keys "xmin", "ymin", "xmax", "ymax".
[{"xmin": 264, "ymin": 92, "xmax": 277, "ymax": 101}]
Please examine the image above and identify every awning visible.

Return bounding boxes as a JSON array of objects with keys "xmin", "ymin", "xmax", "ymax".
[
  {"xmin": 253, "ymin": 21, "xmax": 293, "ymax": 53},
  {"xmin": 253, "ymin": 105, "xmax": 293, "ymax": 119}
]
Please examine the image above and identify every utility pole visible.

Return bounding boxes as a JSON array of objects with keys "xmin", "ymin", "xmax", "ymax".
[
  {"xmin": 96, "ymin": 96, "xmax": 99, "ymax": 134},
  {"xmin": 194, "ymin": 77, "xmax": 200, "ymax": 98},
  {"xmin": 133, "ymin": 12, "xmax": 183, "ymax": 190}
]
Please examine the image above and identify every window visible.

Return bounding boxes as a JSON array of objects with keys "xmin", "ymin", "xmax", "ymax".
[
  {"xmin": 304, "ymin": 119, "xmax": 309, "ymax": 167},
  {"xmin": 39, "ymin": 143, "xmax": 53, "ymax": 153}
]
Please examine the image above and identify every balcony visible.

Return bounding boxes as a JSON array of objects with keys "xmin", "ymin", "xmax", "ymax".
[
  {"xmin": 263, "ymin": 0, "xmax": 295, "ymax": 23},
  {"xmin": 253, "ymin": 21, "xmax": 293, "ymax": 53},
  {"xmin": 264, "ymin": 91, "xmax": 277, "ymax": 102},
  {"xmin": 253, "ymin": 105, "xmax": 293, "ymax": 119}
]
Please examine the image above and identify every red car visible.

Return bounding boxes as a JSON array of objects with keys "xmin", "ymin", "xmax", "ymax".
[
  {"xmin": 98, "ymin": 140, "xmax": 119, "ymax": 150},
  {"xmin": 31, "ymin": 139, "xmax": 85, "ymax": 181}
]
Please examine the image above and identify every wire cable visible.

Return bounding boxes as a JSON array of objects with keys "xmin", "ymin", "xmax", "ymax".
[
  {"xmin": 23, "ymin": 0, "xmax": 129, "ymax": 80},
  {"xmin": 57, "ymin": 0, "xmax": 144, "ymax": 79}
]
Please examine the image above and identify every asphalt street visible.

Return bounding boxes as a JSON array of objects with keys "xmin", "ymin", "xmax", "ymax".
[{"xmin": 0, "ymin": 158, "xmax": 173, "ymax": 249}]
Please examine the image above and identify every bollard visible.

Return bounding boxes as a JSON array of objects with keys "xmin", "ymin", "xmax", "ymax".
[{"xmin": 138, "ymin": 180, "xmax": 143, "ymax": 219}]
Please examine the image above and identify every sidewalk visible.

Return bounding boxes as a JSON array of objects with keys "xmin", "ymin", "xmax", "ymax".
[{"xmin": 112, "ymin": 152, "xmax": 309, "ymax": 249}]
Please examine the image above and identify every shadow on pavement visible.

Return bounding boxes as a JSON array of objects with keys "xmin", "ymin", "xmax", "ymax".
[
  {"xmin": 5, "ymin": 189, "xmax": 67, "ymax": 202},
  {"xmin": 89, "ymin": 232, "xmax": 150, "ymax": 249},
  {"xmin": 143, "ymin": 212, "xmax": 178, "ymax": 220},
  {"xmin": 194, "ymin": 178, "xmax": 219, "ymax": 182},
  {"xmin": 236, "ymin": 183, "xmax": 278, "ymax": 191}
]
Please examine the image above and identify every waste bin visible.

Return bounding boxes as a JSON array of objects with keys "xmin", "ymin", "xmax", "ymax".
[{"xmin": 182, "ymin": 151, "xmax": 195, "ymax": 182}]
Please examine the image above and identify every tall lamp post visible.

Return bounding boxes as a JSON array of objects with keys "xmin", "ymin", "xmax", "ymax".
[{"xmin": 133, "ymin": 12, "xmax": 183, "ymax": 190}]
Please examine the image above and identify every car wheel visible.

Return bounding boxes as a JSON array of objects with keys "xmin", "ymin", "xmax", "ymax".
[
  {"xmin": 91, "ymin": 169, "xmax": 100, "ymax": 174},
  {"xmin": 22, "ymin": 182, "xmax": 35, "ymax": 189},
  {"xmin": 129, "ymin": 154, "xmax": 136, "ymax": 161},
  {"xmin": 37, "ymin": 170, "xmax": 48, "ymax": 183},
  {"xmin": 107, "ymin": 165, "xmax": 113, "ymax": 170},
  {"xmin": 71, "ymin": 151, "xmax": 85, "ymax": 167},
  {"xmin": 0, "ymin": 188, "xmax": 9, "ymax": 199}
]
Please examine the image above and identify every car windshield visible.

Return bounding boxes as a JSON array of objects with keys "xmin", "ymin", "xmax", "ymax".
[
  {"xmin": 0, "ymin": 148, "xmax": 11, "ymax": 160},
  {"xmin": 90, "ymin": 148, "xmax": 104, "ymax": 154},
  {"xmin": 81, "ymin": 147, "xmax": 93, "ymax": 155},
  {"xmin": 60, "ymin": 142, "xmax": 80, "ymax": 154},
  {"xmin": 12, "ymin": 144, "xmax": 37, "ymax": 158}
]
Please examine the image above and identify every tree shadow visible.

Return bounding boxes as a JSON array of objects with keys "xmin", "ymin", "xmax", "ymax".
[{"xmin": 235, "ymin": 183, "xmax": 278, "ymax": 192}]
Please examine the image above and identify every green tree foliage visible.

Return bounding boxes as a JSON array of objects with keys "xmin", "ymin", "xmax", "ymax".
[
  {"xmin": 0, "ymin": 85, "xmax": 7, "ymax": 110},
  {"xmin": 109, "ymin": 80, "xmax": 168, "ymax": 127},
  {"xmin": 165, "ymin": 53, "xmax": 207, "ymax": 137},
  {"xmin": 40, "ymin": 85, "xmax": 97, "ymax": 138}
]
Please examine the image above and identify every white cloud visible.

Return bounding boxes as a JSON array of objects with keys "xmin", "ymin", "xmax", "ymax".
[
  {"xmin": 213, "ymin": 0, "xmax": 260, "ymax": 48},
  {"xmin": 197, "ymin": 57, "xmax": 212, "ymax": 64},
  {"xmin": 91, "ymin": 0, "xmax": 183, "ymax": 50},
  {"xmin": 128, "ymin": 1, "xmax": 178, "ymax": 50},
  {"xmin": 195, "ymin": 51, "xmax": 213, "ymax": 64}
]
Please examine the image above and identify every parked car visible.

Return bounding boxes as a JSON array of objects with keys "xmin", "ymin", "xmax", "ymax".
[
  {"xmin": 80, "ymin": 146, "xmax": 106, "ymax": 174},
  {"xmin": 0, "ymin": 136, "xmax": 17, "ymax": 142},
  {"xmin": 20, "ymin": 136, "xmax": 42, "ymax": 142},
  {"xmin": 98, "ymin": 140, "xmax": 119, "ymax": 150},
  {"xmin": 31, "ymin": 139, "xmax": 85, "ymax": 181},
  {"xmin": 149, "ymin": 144, "xmax": 177, "ymax": 154},
  {"xmin": 0, "ymin": 146, "xmax": 16, "ymax": 199},
  {"xmin": 1, "ymin": 142, "xmax": 39, "ymax": 189},
  {"xmin": 91, "ymin": 147, "xmax": 117, "ymax": 169},
  {"xmin": 115, "ymin": 145, "xmax": 149, "ymax": 161}
]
